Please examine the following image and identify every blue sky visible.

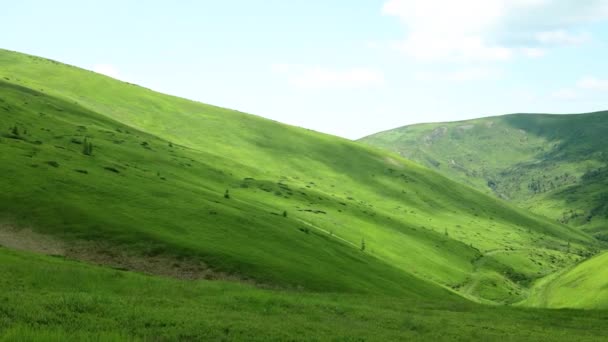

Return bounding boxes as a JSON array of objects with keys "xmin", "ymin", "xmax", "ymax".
[{"xmin": 2, "ymin": 0, "xmax": 608, "ymax": 138}]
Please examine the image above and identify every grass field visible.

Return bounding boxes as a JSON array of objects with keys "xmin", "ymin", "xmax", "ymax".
[
  {"xmin": 523, "ymin": 250, "xmax": 608, "ymax": 309},
  {"xmin": 1, "ymin": 247, "xmax": 608, "ymax": 341},
  {"xmin": 0, "ymin": 48, "xmax": 607, "ymax": 340},
  {"xmin": 360, "ymin": 113, "xmax": 608, "ymax": 239}
]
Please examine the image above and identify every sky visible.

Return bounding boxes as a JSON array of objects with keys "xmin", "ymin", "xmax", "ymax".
[{"xmin": 2, "ymin": 0, "xmax": 608, "ymax": 139}]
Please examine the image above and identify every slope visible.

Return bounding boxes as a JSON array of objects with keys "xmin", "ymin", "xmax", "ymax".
[
  {"xmin": 0, "ymin": 49, "xmax": 597, "ymax": 304},
  {"xmin": 523, "ymin": 250, "xmax": 608, "ymax": 309},
  {"xmin": 2, "ymin": 246, "xmax": 608, "ymax": 341},
  {"xmin": 360, "ymin": 112, "xmax": 608, "ymax": 238}
]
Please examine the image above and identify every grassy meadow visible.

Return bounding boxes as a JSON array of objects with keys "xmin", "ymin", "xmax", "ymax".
[
  {"xmin": 0, "ymin": 48, "xmax": 607, "ymax": 340},
  {"xmin": 523, "ymin": 250, "xmax": 608, "ymax": 309},
  {"xmin": 2, "ymin": 247, "xmax": 608, "ymax": 341}
]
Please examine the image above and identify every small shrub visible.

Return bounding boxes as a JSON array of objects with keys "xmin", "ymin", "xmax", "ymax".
[
  {"xmin": 283, "ymin": 210, "xmax": 288, "ymax": 218},
  {"xmin": 46, "ymin": 161, "xmax": 59, "ymax": 168},
  {"xmin": 224, "ymin": 189, "xmax": 230, "ymax": 199},
  {"xmin": 104, "ymin": 166, "xmax": 120, "ymax": 173},
  {"xmin": 82, "ymin": 137, "xmax": 93, "ymax": 156}
]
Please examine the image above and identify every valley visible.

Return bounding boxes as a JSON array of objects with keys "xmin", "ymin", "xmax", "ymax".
[{"xmin": 0, "ymin": 49, "xmax": 607, "ymax": 340}]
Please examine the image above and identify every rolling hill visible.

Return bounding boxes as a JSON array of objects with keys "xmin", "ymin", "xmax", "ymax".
[
  {"xmin": 1, "ymin": 49, "xmax": 607, "ymax": 339},
  {"xmin": 523, "ymin": 250, "xmax": 608, "ymax": 309},
  {"xmin": 360, "ymin": 113, "xmax": 608, "ymax": 240}
]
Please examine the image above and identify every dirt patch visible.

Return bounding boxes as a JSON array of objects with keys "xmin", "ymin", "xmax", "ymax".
[
  {"xmin": 0, "ymin": 224, "xmax": 257, "ymax": 285},
  {"xmin": 0, "ymin": 225, "xmax": 65, "ymax": 255},
  {"xmin": 64, "ymin": 242, "xmax": 235, "ymax": 281},
  {"xmin": 384, "ymin": 157, "xmax": 403, "ymax": 168},
  {"xmin": 457, "ymin": 124, "xmax": 475, "ymax": 131},
  {"xmin": 423, "ymin": 126, "xmax": 448, "ymax": 144}
]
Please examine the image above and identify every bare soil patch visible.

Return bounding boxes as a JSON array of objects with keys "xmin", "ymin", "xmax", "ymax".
[
  {"xmin": 0, "ymin": 224, "xmax": 65, "ymax": 255},
  {"xmin": 0, "ymin": 224, "xmax": 256, "ymax": 284}
]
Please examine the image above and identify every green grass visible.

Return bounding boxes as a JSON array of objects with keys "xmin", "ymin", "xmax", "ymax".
[
  {"xmin": 523, "ymin": 250, "xmax": 608, "ymax": 309},
  {"xmin": 0, "ymin": 48, "xmax": 606, "ymax": 339},
  {"xmin": 0, "ymin": 48, "xmax": 596, "ymax": 304},
  {"xmin": 1, "ymin": 247, "xmax": 608, "ymax": 341},
  {"xmin": 360, "ymin": 112, "xmax": 608, "ymax": 238}
]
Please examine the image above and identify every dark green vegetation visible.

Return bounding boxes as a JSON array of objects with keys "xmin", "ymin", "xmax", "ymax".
[
  {"xmin": 360, "ymin": 113, "xmax": 608, "ymax": 239},
  {"xmin": 1, "ymin": 49, "xmax": 607, "ymax": 340}
]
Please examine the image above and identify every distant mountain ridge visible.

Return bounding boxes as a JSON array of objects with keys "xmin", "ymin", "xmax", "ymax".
[{"xmin": 360, "ymin": 111, "xmax": 608, "ymax": 239}]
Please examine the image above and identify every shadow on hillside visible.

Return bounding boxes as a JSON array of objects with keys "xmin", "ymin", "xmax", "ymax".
[{"xmin": 502, "ymin": 112, "xmax": 608, "ymax": 163}]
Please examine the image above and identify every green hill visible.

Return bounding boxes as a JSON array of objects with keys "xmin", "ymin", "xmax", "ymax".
[
  {"xmin": 360, "ymin": 113, "xmax": 608, "ymax": 239},
  {"xmin": 0, "ymin": 49, "xmax": 606, "ymax": 339},
  {"xmin": 523, "ymin": 251, "xmax": 608, "ymax": 309}
]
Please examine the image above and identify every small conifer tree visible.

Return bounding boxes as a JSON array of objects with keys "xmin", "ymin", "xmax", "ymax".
[
  {"xmin": 224, "ymin": 189, "xmax": 230, "ymax": 199},
  {"xmin": 83, "ymin": 138, "xmax": 89, "ymax": 155},
  {"xmin": 361, "ymin": 238, "xmax": 366, "ymax": 252},
  {"xmin": 82, "ymin": 138, "xmax": 93, "ymax": 156}
]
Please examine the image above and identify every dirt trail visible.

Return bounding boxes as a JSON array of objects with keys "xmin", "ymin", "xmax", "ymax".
[{"xmin": 296, "ymin": 219, "xmax": 358, "ymax": 248}]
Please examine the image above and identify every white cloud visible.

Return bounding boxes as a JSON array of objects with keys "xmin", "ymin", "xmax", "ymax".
[
  {"xmin": 550, "ymin": 76, "xmax": 608, "ymax": 101},
  {"xmin": 390, "ymin": 34, "xmax": 513, "ymax": 62},
  {"xmin": 273, "ymin": 65, "xmax": 385, "ymax": 89},
  {"xmin": 416, "ymin": 67, "xmax": 502, "ymax": 82},
  {"xmin": 270, "ymin": 63, "xmax": 297, "ymax": 74},
  {"xmin": 536, "ymin": 30, "xmax": 591, "ymax": 46},
  {"xmin": 577, "ymin": 76, "xmax": 608, "ymax": 91},
  {"xmin": 552, "ymin": 88, "xmax": 580, "ymax": 100},
  {"xmin": 382, "ymin": 0, "xmax": 608, "ymax": 61},
  {"xmin": 520, "ymin": 47, "xmax": 546, "ymax": 58},
  {"xmin": 92, "ymin": 64, "xmax": 121, "ymax": 79}
]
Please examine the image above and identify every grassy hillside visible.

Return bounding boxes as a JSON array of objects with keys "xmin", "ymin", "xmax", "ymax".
[
  {"xmin": 523, "ymin": 250, "xmax": 608, "ymax": 309},
  {"xmin": 2, "ymin": 247, "xmax": 608, "ymax": 341},
  {"xmin": 0, "ymin": 49, "xmax": 598, "ymax": 306},
  {"xmin": 360, "ymin": 113, "xmax": 608, "ymax": 238}
]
